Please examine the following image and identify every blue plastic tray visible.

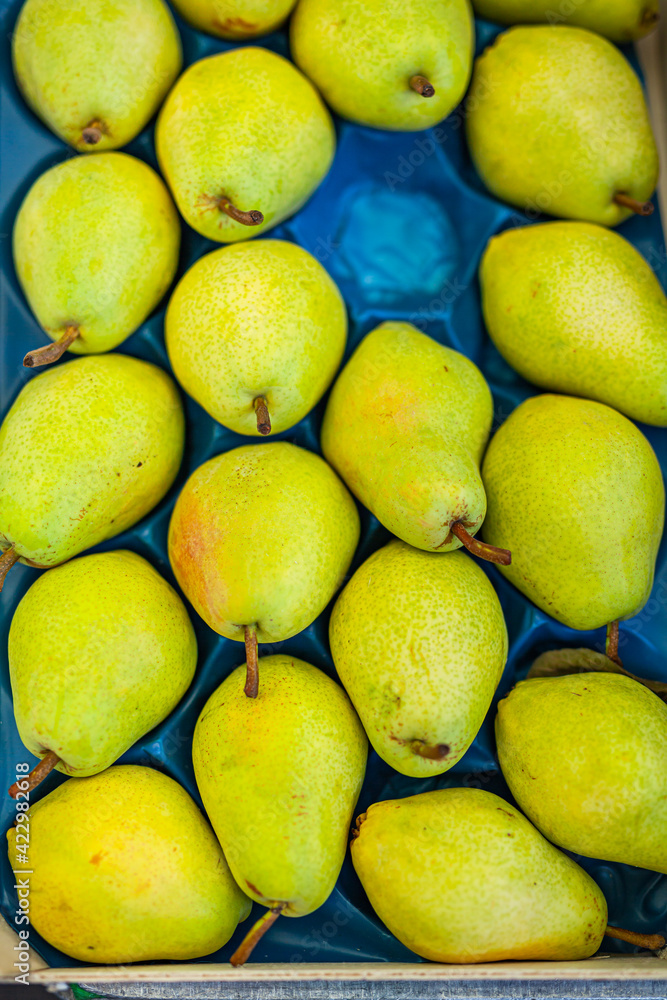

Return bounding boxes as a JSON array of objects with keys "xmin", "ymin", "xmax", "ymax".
[{"xmin": 1, "ymin": 0, "xmax": 666, "ymax": 969}]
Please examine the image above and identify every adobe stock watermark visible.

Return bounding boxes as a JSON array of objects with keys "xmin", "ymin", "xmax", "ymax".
[{"xmin": 10, "ymin": 762, "xmax": 33, "ymax": 985}]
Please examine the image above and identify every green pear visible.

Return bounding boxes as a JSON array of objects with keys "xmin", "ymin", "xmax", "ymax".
[
  {"xmin": 193, "ymin": 654, "xmax": 367, "ymax": 963},
  {"xmin": 170, "ymin": 0, "xmax": 297, "ymax": 37},
  {"xmin": 496, "ymin": 672, "xmax": 667, "ymax": 874},
  {"xmin": 466, "ymin": 26, "xmax": 658, "ymax": 226},
  {"xmin": 166, "ymin": 240, "xmax": 346, "ymax": 436},
  {"xmin": 321, "ymin": 321, "xmax": 509, "ymax": 564},
  {"xmin": 291, "ymin": 0, "xmax": 474, "ymax": 131},
  {"xmin": 156, "ymin": 47, "xmax": 335, "ymax": 242},
  {"xmin": 480, "ymin": 222, "xmax": 667, "ymax": 426},
  {"xmin": 8, "ymin": 550, "xmax": 197, "ymax": 793},
  {"xmin": 330, "ymin": 540, "xmax": 508, "ymax": 776},
  {"xmin": 481, "ymin": 394, "xmax": 665, "ymax": 630},
  {"xmin": 471, "ymin": 0, "xmax": 659, "ymax": 42},
  {"xmin": 351, "ymin": 788, "xmax": 609, "ymax": 962},
  {"xmin": 168, "ymin": 443, "xmax": 359, "ymax": 695},
  {"xmin": 13, "ymin": 0, "xmax": 182, "ymax": 151},
  {"xmin": 0, "ymin": 355, "xmax": 184, "ymax": 591},
  {"xmin": 7, "ymin": 766, "xmax": 251, "ymax": 962},
  {"xmin": 14, "ymin": 153, "xmax": 180, "ymax": 367}
]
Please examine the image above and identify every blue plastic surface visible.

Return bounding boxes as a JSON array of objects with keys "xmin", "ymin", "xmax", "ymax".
[{"xmin": 1, "ymin": 0, "xmax": 666, "ymax": 969}]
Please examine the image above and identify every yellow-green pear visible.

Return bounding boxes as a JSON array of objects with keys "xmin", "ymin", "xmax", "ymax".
[
  {"xmin": 13, "ymin": 0, "xmax": 182, "ymax": 151},
  {"xmin": 14, "ymin": 153, "xmax": 180, "ymax": 367},
  {"xmin": 480, "ymin": 222, "xmax": 667, "ymax": 426},
  {"xmin": 0, "ymin": 355, "xmax": 184, "ymax": 591},
  {"xmin": 471, "ymin": 0, "xmax": 659, "ymax": 42},
  {"xmin": 496, "ymin": 672, "xmax": 667, "ymax": 874},
  {"xmin": 166, "ymin": 240, "xmax": 346, "ymax": 436},
  {"xmin": 466, "ymin": 26, "xmax": 658, "ymax": 226},
  {"xmin": 330, "ymin": 540, "xmax": 508, "ymax": 776},
  {"xmin": 170, "ymin": 0, "xmax": 297, "ymax": 37},
  {"xmin": 351, "ymin": 788, "xmax": 609, "ymax": 962},
  {"xmin": 156, "ymin": 47, "xmax": 335, "ymax": 242},
  {"xmin": 193, "ymin": 654, "xmax": 367, "ymax": 963},
  {"xmin": 481, "ymin": 395, "xmax": 665, "ymax": 630},
  {"xmin": 168, "ymin": 443, "xmax": 359, "ymax": 695},
  {"xmin": 7, "ymin": 766, "xmax": 251, "ymax": 962},
  {"xmin": 291, "ymin": 0, "xmax": 474, "ymax": 131},
  {"xmin": 322, "ymin": 321, "xmax": 510, "ymax": 564},
  {"xmin": 8, "ymin": 551, "xmax": 197, "ymax": 795}
]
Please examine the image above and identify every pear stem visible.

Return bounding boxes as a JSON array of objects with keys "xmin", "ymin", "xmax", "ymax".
[
  {"xmin": 409, "ymin": 739, "xmax": 450, "ymax": 761},
  {"xmin": 409, "ymin": 74, "xmax": 435, "ymax": 98},
  {"xmin": 0, "ymin": 546, "xmax": 19, "ymax": 593},
  {"xmin": 605, "ymin": 621, "xmax": 623, "ymax": 667},
  {"xmin": 23, "ymin": 325, "xmax": 79, "ymax": 369},
  {"xmin": 81, "ymin": 120, "xmax": 104, "ymax": 145},
  {"xmin": 218, "ymin": 197, "xmax": 264, "ymax": 227},
  {"xmin": 8, "ymin": 750, "xmax": 60, "ymax": 798},
  {"xmin": 450, "ymin": 522, "xmax": 511, "ymax": 566},
  {"xmin": 254, "ymin": 396, "xmax": 271, "ymax": 436},
  {"xmin": 614, "ymin": 192, "xmax": 654, "ymax": 216},
  {"xmin": 605, "ymin": 926, "xmax": 665, "ymax": 951},
  {"xmin": 244, "ymin": 625, "xmax": 259, "ymax": 699},
  {"xmin": 230, "ymin": 904, "xmax": 285, "ymax": 966}
]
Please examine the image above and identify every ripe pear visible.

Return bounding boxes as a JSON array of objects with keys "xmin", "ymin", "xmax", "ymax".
[
  {"xmin": 351, "ymin": 788, "xmax": 609, "ymax": 962},
  {"xmin": 166, "ymin": 240, "xmax": 346, "ymax": 436},
  {"xmin": 168, "ymin": 443, "xmax": 359, "ymax": 695},
  {"xmin": 7, "ymin": 766, "xmax": 251, "ymax": 962},
  {"xmin": 14, "ymin": 153, "xmax": 180, "ymax": 367},
  {"xmin": 330, "ymin": 540, "xmax": 508, "ymax": 776},
  {"xmin": 193, "ymin": 654, "xmax": 367, "ymax": 963},
  {"xmin": 480, "ymin": 222, "xmax": 667, "ymax": 426},
  {"xmin": 291, "ymin": 0, "xmax": 474, "ymax": 131},
  {"xmin": 466, "ymin": 26, "xmax": 658, "ymax": 226},
  {"xmin": 13, "ymin": 0, "xmax": 182, "ymax": 152},
  {"xmin": 471, "ymin": 0, "xmax": 659, "ymax": 42},
  {"xmin": 321, "ymin": 321, "xmax": 509, "ymax": 564},
  {"xmin": 8, "ymin": 551, "xmax": 197, "ymax": 795},
  {"xmin": 481, "ymin": 394, "xmax": 665, "ymax": 630},
  {"xmin": 170, "ymin": 0, "xmax": 297, "ymax": 37},
  {"xmin": 0, "ymin": 355, "xmax": 184, "ymax": 591},
  {"xmin": 496, "ymin": 672, "xmax": 667, "ymax": 874},
  {"xmin": 156, "ymin": 47, "xmax": 335, "ymax": 242}
]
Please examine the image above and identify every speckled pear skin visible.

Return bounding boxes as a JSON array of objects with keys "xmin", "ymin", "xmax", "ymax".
[
  {"xmin": 291, "ymin": 0, "xmax": 474, "ymax": 131},
  {"xmin": 496, "ymin": 673, "xmax": 667, "ymax": 874},
  {"xmin": 166, "ymin": 240, "xmax": 347, "ymax": 435},
  {"xmin": 321, "ymin": 322, "xmax": 493, "ymax": 552},
  {"xmin": 13, "ymin": 0, "xmax": 182, "ymax": 152},
  {"xmin": 466, "ymin": 26, "xmax": 658, "ymax": 226},
  {"xmin": 7, "ymin": 766, "xmax": 251, "ymax": 962},
  {"xmin": 0, "ymin": 355, "xmax": 185, "ymax": 568},
  {"xmin": 14, "ymin": 154, "xmax": 180, "ymax": 356},
  {"xmin": 171, "ymin": 0, "xmax": 297, "ymax": 38},
  {"xmin": 471, "ymin": 0, "xmax": 658, "ymax": 41},
  {"xmin": 330, "ymin": 540, "xmax": 508, "ymax": 777},
  {"xmin": 481, "ymin": 394, "xmax": 665, "ymax": 630},
  {"xmin": 168, "ymin": 442, "xmax": 360, "ymax": 641},
  {"xmin": 156, "ymin": 48, "xmax": 335, "ymax": 243},
  {"xmin": 480, "ymin": 222, "xmax": 667, "ymax": 426},
  {"xmin": 351, "ymin": 788, "xmax": 607, "ymax": 963},
  {"xmin": 9, "ymin": 551, "xmax": 197, "ymax": 776},
  {"xmin": 193, "ymin": 655, "xmax": 368, "ymax": 915}
]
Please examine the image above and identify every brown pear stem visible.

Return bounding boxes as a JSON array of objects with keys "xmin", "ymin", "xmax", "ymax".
[
  {"xmin": 230, "ymin": 904, "xmax": 285, "ymax": 966},
  {"xmin": 605, "ymin": 926, "xmax": 665, "ymax": 950},
  {"xmin": 614, "ymin": 192, "xmax": 654, "ymax": 216},
  {"xmin": 605, "ymin": 621, "xmax": 623, "ymax": 667},
  {"xmin": 8, "ymin": 750, "xmax": 60, "ymax": 798},
  {"xmin": 81, "ymin": 120, "xmax": 104, "ymax": 145},
  {"xmin": 23, "ymin": 325, "xmax": 79, "ymax": 369},
  {"xmin": 450, "ymin": 522, "xmax": 512, "ymax": 566},
  {"xmin": 0, "ymin": 546, "xmax": 19, "ymax": 593},
  {"xmin": 244, "ymin": 625, "xmax": 259, "ymax": 699},
  {"xmin": 641, "ymin": 7, "xmax": 659, "ymax": 29},
  {"xmin": 253, "ymin": 396, "xmax": 271, "ymax": 436},
  {"xmin": 409, "ymin": 739, "xmax": 450, "ymax": 761},
  {"xmin": 409, "ymin": 74, "xmax": 435, "ymax": 98},
  {"xmin": 218, "ymin": 197, "xmax": 263, "ymax": 227}
]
